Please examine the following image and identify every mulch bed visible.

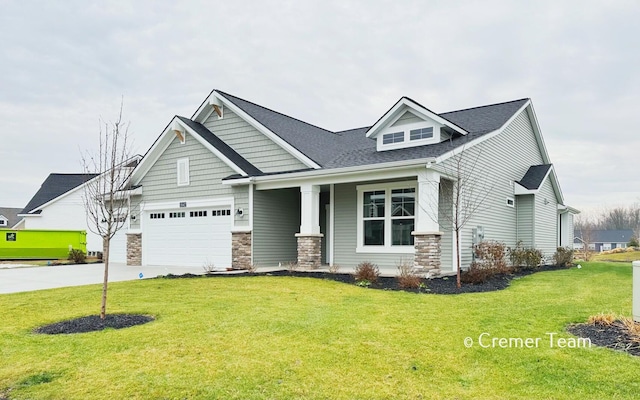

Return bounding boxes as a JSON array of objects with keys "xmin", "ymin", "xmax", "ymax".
[
  {"xmin": 568, "ymin": 322, "xmax": 640, "ymax": 357},
  {"xmin": 162, "ymin": 264, "xmax": 572, "ymax": 295},
  {"xmin": 34, "ymin": 314, "xmax": 154, "ymax": 335}
]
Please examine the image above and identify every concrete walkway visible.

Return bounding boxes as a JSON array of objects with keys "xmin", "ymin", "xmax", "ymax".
[{"xmin": 0, "ymin": 263, "xmax": 206, "ymax": 294}]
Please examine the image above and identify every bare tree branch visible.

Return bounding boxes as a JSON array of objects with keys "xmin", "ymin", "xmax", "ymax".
[{"xmin": 80, "ymin": 99, "xmax": 133, "ymax": 319}]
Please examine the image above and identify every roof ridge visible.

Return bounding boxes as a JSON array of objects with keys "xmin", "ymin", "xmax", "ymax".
[
  {"xmin": 216, "ymin": 90, "xmax": 336, "ymax": 135},
  {"xmin": 440, "ymin": 98, "xmax": 530, "ymax": 115}
]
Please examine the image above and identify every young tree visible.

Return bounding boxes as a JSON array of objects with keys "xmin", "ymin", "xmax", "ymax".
[
  {"xmin": 424, "ymin": 145, "xmax": 492, "ymax": 288},
  {"xmin": 575, "ymin": 215, "xmax": 594, "ymax": 260},
  {"xmin": 81, "ymin": 102, "xmax": 132, "ymax": 320}
]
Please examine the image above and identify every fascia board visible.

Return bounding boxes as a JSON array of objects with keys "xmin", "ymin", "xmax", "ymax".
[
  {"xmin": 213, "ymin": 92, "xmax": 321, "ymax": 170},
  {"xmin": 526, "ymin": 102, "xmax": 551, "ymax": 164},
  {"xmin": 514, "ymin": 182, "xmax": 536, "ymax": 195},
  {"xmin": 243, "ymin": 159, "xmax": 429, "ymax": 190}
]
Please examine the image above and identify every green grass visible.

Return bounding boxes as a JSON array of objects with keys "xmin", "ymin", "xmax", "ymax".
[
  {"xmin": 592, "ymin": 250, "xmax": 640, "ymax": 263},
  {"xmin": 0, "ymin": 262, "xmax": 638, "ymax": 399}
]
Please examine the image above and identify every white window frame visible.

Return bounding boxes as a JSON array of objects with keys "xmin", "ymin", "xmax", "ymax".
[
  {"xmin": 177, "ymin": 158, "xmax": 190, "ymax": 186},
  {"xmin": 0, "ymin": 219, "xmax": 6, "ymax": 226},
  {"xmin": 356, "ymin": 181, "xmax": 417, "ymax": 254},
  {"xmin": 506, "ymin": 197, "xmax": 515, "ymax": 208},
  {"xmin": 377, "ymin": 120, "xmax": 442, "ymax": 151}
]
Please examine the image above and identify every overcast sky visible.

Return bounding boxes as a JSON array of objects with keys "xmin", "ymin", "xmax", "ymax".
[{"xmin": 1, "ymin": 0, "xmax": 638, "ymax": 217}]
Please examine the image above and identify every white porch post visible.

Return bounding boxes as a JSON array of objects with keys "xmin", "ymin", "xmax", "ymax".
[
  {"xmin": 296, "ymin": 184, "xmax": 323, "ymax": 269},
  {"xmin": 416, "ymin": 169, "xmax": 440, "ymax": 232},
  {"xmin": 413, "ymin": 168, "xmax": 443, "ymax": 275},
  {"xmin": 299, "ymin": 184, "xmax": 321, "ymax": 234}
]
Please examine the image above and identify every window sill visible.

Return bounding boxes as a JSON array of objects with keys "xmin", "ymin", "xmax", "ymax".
[{"xmin": 356, "ymin": 246, "xmax": 415, "ymax": 254}]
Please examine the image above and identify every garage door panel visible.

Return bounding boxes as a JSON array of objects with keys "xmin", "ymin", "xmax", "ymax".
[{"xmin": 143, "ymin": 207, "xmax": 232, "ymax": 268}]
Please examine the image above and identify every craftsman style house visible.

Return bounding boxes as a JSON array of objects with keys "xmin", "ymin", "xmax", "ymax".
[{"xmin": 125, "ymin": 90, "xmax": 577, "ymax": 274}]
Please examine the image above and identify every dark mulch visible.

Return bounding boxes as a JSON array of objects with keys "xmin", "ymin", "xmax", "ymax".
[
  {"xmin": 161, "ymin": 264, "xmax": 571, "ymax": 295},
  {"xmin": 568, "ymin": 322, "xmax": 640, "ymax": 357},
  {"xmin": 34, "ymin": 314, "xmax": 154, "ymax": 335}
]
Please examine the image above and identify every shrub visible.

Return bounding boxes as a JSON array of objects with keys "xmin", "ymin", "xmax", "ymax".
[
  {"xmin": 508, "ymin": 241, "xmax": 543, "ymax": 270},
  {"xmin": 68, "ymin": 249, "xmax": 86, "ymax": 264},
  {"xmin": 460, "ymin": 262, "xmax": 495, "ymax": 284},
  {"xmin": 396, "ymin": 261, "xmax": 422, "ymax": 289},
  {"xmin": 620, "ymin": 317, "xmax": 640, "ymax": 341},
  {"xmin": 202, "ymin": 259, "xmax": 216, "ymax": 274},
  {"xmin": 553, "ymin": 247, "xmax": 574, "ymax": 267},
  {"xmin": 246, "ymin": 263, "xmax": 258, "ymax": 273},
  {"xmin": 588, "ymin": 313, "xmax": 616, "ymax": 326},
  {"xmin": 328, "ymin": 264, "xmax": 341, "ymax": 274},
  {"xmin": 285, "ymin": 261, "xmax": 299, "ymax": 272},
  {"xmin": 355, "ymin": 261, "xmax": 379, "ymax": 284},
  {"xmin": 474, "ymin": 241, "xmax": 510, "ymax": 273},
  {"xmin": 628, "ymin": 237, "xmax": 640, "ymax": 247}
]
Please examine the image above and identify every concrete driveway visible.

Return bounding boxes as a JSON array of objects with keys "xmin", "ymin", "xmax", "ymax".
[{"xmin": 0, "ymin": 263, "xmax": 205, "ymax": 294}]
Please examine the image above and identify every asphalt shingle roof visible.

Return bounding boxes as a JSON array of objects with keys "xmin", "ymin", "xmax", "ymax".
[
  {"xmin": 20, "ymin": 174, "xmax": 98, "ymax": 215},
  {"xmin": 0, "ymin": 207, "xmax": 22, "ymax": 228},
  {"xmin": 176, "ymin": 117, "xmax": 262, "ymax": 176},
  {"xmin": 517, "ymin": 164, "xmax": 553, "ymax": 190},
  {"xmin": 217, "ymin": 90, "xmax": 529, "ymax": 171}
]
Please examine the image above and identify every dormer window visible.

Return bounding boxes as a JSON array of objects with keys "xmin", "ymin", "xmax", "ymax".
[
  {"xmin": 410, "ymin": 127, "xmax": 433, "ymax": 140},
  {"xmin": 382, "ymin": 132, "xmax": 404, "ymax": 145}
]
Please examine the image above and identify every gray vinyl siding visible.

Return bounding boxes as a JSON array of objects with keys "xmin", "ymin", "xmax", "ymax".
[
  {"xmin": 203, "ymin": 107, "xmax": 308, "ymax": 173},
  {"xmin": 438, "ymin": 179, "xmax": 453, "ymax": 271},
  {"xmin": 333, "ymin": 181, "xmax": 415, "ymax": 272},
  {"xmin": 516, "ymin": 195, "xmax": 534, "ymax": 248},
  {"xmin": 391, "ymin": 111, "xmax": 423, "ymax": 127},
  {"xmin": 253, "ymin": 188, "xmax": 300, "ymax": 266},
  {"xmin": 534, "ymin": 178, "xmax": 558, "ymax": 260},
  {"xmin": 139, "ymin": 133, "xmax": 249, "ymax": 226},
  {"xmin": 130, "ymin": 195, "xmax": 142, "ymax": 229},
  {"xmin": 435, "ymin": 109, "xmax": 545, "ymax": 269}
]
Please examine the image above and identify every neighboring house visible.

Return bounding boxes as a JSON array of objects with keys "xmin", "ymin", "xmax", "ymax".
[
  {"xmin": 574, "ymin": 229, "xmax": 635, "ymax": 252},
  {"xmin": 0, "ymin": 207, "xmax": 22, "ymax": 228},
  {"xmin": 16, "ymin": 172, "xmax": 131, "ymax": 262},
  {"xmin": 125, "ymin": 89, "xmax": 578, "ymax": 273}
]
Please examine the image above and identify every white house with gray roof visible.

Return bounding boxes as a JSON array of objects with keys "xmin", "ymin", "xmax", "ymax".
[{"xmin": 125, "ymin": 90, "xmax": 577, "ymax": 273}]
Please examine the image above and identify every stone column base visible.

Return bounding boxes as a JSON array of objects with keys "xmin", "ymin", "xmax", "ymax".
[
  {"xmin": 126, "ymin": 233, "xmax": 142, "ymax": 266},
  {"xmin": 232, "ymin": 231, "xmax": 252, "ymax": 270},
  {"xmin": 295, "ymin": 233, "xmax": 323, "ymax": 270},
  {"xmin": 413, "ymin": 232, "xmax": 442, "ymax": 272}
]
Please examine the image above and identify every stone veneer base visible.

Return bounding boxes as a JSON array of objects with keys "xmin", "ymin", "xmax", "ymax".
[
  {"xmin": 295, "ymin": 234, "xmax": 323, "ymax": 270},
  {"xmin": 232, "ymin": 231, "xmax": 252, "ymax": 270},
  {"xmin": 413, "ymin": 233, "xmax": 441, "ymax": 272},
  {"xmin": 126, "ymin": 233, "xmax": 142, "ymax": 266}
]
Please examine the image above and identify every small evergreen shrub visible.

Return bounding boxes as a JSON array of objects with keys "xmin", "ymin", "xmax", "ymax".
[
  {"xmin": 628, "ymin": 237, "xmax": 639, "ymax": 248},
  {"xmin": 355, "ymin": 261, "xmax": 379, "ymax": 284},
  {"xmin": 553, "ymin": 247, "xmax": 574, "ymax": 267},
  {"xmin": 68, "ymin": 249, "xmax": 86, "ymax": 264}
]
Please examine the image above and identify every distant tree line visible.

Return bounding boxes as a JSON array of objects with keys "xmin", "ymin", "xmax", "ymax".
[{"xmin": 575, "ymin": 203, "xmax": 640, "ymax": 240}]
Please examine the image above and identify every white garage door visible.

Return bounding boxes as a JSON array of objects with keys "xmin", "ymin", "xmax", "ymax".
[{"xmin": 143, "ymin": 207, "xmax": 232, "ymax": 268}]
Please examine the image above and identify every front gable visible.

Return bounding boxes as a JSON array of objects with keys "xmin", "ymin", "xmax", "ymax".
[
  {"xmin": 192, "ymin": 90, "xmax": 320, "ymax": 170},
  {"xmin": 366, "ymin": 97, "xmax": 468, "ymax": 152},
  {"xmin": 131, "ymin": 116, "xmax": 258, "ymax": 186}
]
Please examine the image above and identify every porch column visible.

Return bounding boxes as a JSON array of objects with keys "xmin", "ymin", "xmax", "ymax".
[
  {"xmin": 296, "ymin": 184, "xmax": 323, "ymax": 269},
  {"xmin": 413, "ymin": 169, "xmax": 442, "ymax": 274}
]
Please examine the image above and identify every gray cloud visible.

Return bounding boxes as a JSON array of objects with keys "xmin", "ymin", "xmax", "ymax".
[{"xmin": 1, "ymin": 0, "xmax": 639, "ymax": 213}]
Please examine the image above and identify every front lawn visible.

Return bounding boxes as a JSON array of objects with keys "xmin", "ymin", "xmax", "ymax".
[
  {"xmin": 592, "ymin": 250, "xmax": 640, "ymax": 263},
  {"xmin": 0, "ymin": 262, "xmax": 638, "ymax": 399}
]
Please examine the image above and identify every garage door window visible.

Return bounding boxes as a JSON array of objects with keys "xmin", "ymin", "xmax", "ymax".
[
  {"xmin": 150, "ymin": 213, "xmax": 165, "ymax": 219},
  {"xmin": 213, "ymin": 209, "xmax": 231, "ymax": 216},
  {"xmin": 169, "ymin": 212, "xmax": 185, "ymax": 218},
  {"xmin": 190, "ymin": 210, "xmax": 207, "ymax": 217}
]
